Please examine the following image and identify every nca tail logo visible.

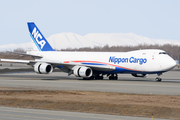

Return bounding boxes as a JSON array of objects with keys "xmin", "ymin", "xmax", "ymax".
[{"xmin": 32, "ymin": 27, "xmax": 46, "ymax": 49}]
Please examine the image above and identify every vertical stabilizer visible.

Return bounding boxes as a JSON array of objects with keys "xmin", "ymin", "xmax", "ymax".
[{"xmin": 27, "ymin": 22, "xmax": 54, "ymax": 51}]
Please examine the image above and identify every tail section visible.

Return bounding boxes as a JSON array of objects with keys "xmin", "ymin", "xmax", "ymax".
[{"xmin": 27, "ymin": 22, "xmax": 54, "ymax": 51}]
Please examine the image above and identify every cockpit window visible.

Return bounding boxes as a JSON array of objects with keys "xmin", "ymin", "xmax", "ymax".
[{"xmin": 159, "ymin": 52, "xmax": 167, "ymax": 55}]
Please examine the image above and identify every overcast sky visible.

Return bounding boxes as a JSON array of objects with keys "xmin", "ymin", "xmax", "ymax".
[{"xmin": 0, "ymin": 0, "xmax": 180, "ymax": 45}]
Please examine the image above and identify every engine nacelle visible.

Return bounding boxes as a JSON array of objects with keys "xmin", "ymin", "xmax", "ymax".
[
  {"xmin": 131, "ymin": 74, "xmax": 147, "ymax": 78},
  {"xmin": 73, "ymin": 66, "xmax": 93, "ymax": 78},
  {"xmin": 34, "ymin": 62, "xmax": 53, "ymax": 74}
]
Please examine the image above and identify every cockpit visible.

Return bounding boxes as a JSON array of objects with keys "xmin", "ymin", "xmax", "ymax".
[{"xmin": 159, "ymin": 52, "xmax": 167, "ymax": 55}]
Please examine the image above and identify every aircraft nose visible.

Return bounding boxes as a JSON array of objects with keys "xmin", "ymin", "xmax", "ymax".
[
  {"xmin": 159, "ymin": 56, "xmax": 176, "ymax": 71},
  {"xmin": 170, "ymin": 59, "xmax": 176, "ymax": 68},
  {"xmin": 164, "ymin": 58, "xmax": 176, "ymax": 70}
]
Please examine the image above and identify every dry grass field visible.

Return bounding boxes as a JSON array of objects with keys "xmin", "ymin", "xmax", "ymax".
[{"xmin": 0, "ymin": 89, "xmax": 179, "ymax": 119}]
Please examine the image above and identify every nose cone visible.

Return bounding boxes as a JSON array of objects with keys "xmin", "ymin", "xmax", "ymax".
[
  {"xmin": 168, "ymin": 59, "xmax": 176, "ymax": 70},
  {"xmin": 161, "ymin": 57, "xmax": 176, "ymax": 71}
]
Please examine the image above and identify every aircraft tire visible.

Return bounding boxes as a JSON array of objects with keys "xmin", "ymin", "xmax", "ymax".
[{"xmin": 155, "ymin": 77, "xmax": 162, "ymax": 82}]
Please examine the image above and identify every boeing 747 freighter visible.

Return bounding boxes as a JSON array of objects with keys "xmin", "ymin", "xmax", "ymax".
[{"xmin": 0, "ymin": 22, "xmax": 176, "ymax": 82}]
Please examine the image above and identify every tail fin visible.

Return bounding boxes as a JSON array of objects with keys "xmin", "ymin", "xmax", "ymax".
[{"xmin": 27, "ymin": 22, "xmax": 54, "ymax": 51}]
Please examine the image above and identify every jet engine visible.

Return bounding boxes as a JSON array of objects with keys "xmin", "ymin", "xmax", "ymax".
[
  {"xmin": 131, "ymin": 74, "xmax": 147, "ymax": 77},
  {"xmin": 73, "ymin": 66, "xmax": 93, "ymax": 78},
  {"xmin": 34, "ymin": 62, "xmax": 53, "ymax": 74}
]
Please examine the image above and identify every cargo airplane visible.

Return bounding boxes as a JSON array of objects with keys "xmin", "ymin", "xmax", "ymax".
[{"xmin": 0, "ymin": 22, "xmax": 176, "ymax": 82}]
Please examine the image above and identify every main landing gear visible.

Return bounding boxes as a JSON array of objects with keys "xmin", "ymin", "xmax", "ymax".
[
  {"xmin": 94, "ymin": 74, "xmax": 103, "ymax": 80},
  {"xmin": 83, "ymin": 73, "xmax": 118, "ymax": 80},
  {"xmin": 108, "ymin": 74, "xmax": 118, "ymax": 80},
  {"xmin": 83, "ymin": 74, "xmax": 104, "ymax": 80}
]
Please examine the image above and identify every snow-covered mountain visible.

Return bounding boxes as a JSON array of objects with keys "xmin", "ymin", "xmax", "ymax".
[{"xmin": 1, "ymin": 33, "xmax": 180, "ymax": 51}]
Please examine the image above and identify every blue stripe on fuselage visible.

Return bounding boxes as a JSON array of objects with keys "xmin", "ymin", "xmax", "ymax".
[
  {"xmin": 94, "ymin": 67, "xmax": 166, "ymax": 74},
  {"xmin": 76, "ymin": 61, "xmax": 165, "ymax": 74},
  {"xmin": 81, "ymin": 63, "xmax": 105, "ymax": 65}
]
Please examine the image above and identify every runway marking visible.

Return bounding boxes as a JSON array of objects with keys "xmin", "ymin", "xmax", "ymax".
[
  {"xmin": 0, "ymin": 113, "xmax": 67, "ymax": 120},
  {"xmin": 0, "ymin": 107, "xmax": 122, "ymax": 120}
]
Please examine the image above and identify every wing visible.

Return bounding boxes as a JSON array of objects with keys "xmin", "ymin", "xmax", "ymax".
[{"xmin": 0, "ymin": 59, "xmax": 115, "ymax": 72}]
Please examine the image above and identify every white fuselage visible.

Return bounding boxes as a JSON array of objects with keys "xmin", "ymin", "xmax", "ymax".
[{"xmin": 28, "ymin": 49, "xmax": 176, "ymax": 74}]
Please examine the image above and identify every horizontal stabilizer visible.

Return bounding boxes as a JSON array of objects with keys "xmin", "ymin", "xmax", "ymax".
[
  {"xmin": 7, "ymin": 51, "xmax": 42, "ymax": 59},
  {"xmin": 0, "ymin": 59, "xmax": 31, "ymax": 63}
]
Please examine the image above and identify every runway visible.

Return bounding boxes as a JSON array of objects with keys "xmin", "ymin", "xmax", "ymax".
[
  {"xmin": 0, "ymin": 68, "xmax": 179, "ymax": 120},
  {"xmin": 0, "ymin": 107, "xmax": 168, "ymax": 120},
  {"xmin": 0, "ymin": 70, "xmax": 180, "ymax": 95}
]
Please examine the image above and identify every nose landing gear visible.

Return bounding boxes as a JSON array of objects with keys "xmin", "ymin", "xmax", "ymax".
[
  {"xmin": 155, "ymin": 77, "xmax": 162, "ymax": 82},
  {"xmin": 155, "ymin": 73, "xmax": 162, "ymax": 82}
]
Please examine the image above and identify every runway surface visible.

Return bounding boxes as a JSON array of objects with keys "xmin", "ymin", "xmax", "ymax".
[
  {"xmin": 0, "ymin": 70, "xmax": 180, "ymax": 95},
  {"xmin": 0, "ymin": 69, "xmax": 179, "ymax": 120},
  {"xmin": 0, "ymin": 107, "xmax": 169, "ymax": 120}
]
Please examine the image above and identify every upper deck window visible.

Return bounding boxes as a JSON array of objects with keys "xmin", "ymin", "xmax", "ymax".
[{"xmin": 159, "ymin": 52, "xmax": 167, "ymax": 55}]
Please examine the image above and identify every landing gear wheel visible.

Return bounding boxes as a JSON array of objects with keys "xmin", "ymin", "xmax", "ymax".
[
  {"xmin": 83, "ymin": 76, "xmax": 94, "ymax": 80},
  {"xmin": 155, "ymin": 77, "xmax": 162, "ymax": 82},
  {"xmin": 89, "ymin": 76, "xmax": 95, "ymax": 80},
  {"xmin": 94, "ymin": 74, "xmax": 103, "ymax": 80},
  {"xmin": 100, "ymin": 76, "xmax": 103, "ymax": 80},
  {"xmin": 109, "ymin": 74, "xmax": 118, "ymax": 80}
]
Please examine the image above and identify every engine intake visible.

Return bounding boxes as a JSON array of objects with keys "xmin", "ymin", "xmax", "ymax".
[
  {"xmin": 34, "ymin": 62, "xmax": 53, "ymax": 74},
  {"xmin": 73, "ymin": 66, "xmax": 93, "ymax": 78}
]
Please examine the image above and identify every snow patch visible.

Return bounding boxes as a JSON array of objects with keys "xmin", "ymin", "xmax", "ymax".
[{"xmin": 0, "ymin": 33, "xmax": 180, "ymax": 51}]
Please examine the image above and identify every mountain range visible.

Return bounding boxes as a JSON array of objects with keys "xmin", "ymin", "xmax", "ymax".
[{"xmin": 0, "ymin": 33, "xmax": 180, "ymax": 51}]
